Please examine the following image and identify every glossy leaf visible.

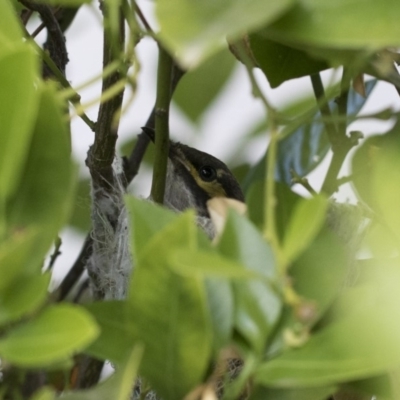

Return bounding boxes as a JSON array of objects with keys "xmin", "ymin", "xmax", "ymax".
[
  {"xmin": 63, "ymin": 345, "xmax": 143, "ymax": 400},
  {"xmin": 84, "ymin": 301, "xmax": 136, "ymax": 364},
  {"xmin": 282, "ymin": 195, "xmax": 327, "ymax": 263},
  {"xmin": 0, "ymin": 305, "xmax": 99, "ymax": 367},
  {"xmin": 128, "ymin": 212, "xmax": 212, "ymax": 400},
  {"xmin": 173, "ymin": 49, "xmax": 236, "ymax": 122},
  {"xmin": 6, "ymin": 83, "xmax": 75, "ymax": 255},
  {"xmin": 156, "ymin": 0, "xmax": 295, "ymax": 67},
  {"xmin": 0, "ymin": 273, "xmax": 50, "ymax": 326},
  {"xmin": 0, "ymin": 46, "xmax": 38, "ymax": 203},
  {"xmin": 250, "ymin": 35, "xmax": 328, "ymax": 88},
  {"xmin": 266, "ymin": 0, "xmax": 400, "ymax": 50}
]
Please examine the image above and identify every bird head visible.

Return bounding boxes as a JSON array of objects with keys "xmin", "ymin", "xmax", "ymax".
[{"xmin": 142, "ymin": 127, "xmax": 245, "ymax": 217}]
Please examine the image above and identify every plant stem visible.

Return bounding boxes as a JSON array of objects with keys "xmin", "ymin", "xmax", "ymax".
[{"xmin": 151, "ymin": 45, "xmax": 173, "ymax": 204}]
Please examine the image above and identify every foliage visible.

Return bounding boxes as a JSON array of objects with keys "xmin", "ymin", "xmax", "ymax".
[{"xmin": 1, "ymin": 0, "xmax": 400, "ymax": 399}]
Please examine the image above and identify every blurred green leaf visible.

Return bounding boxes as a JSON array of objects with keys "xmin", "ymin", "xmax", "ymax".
[
  {"xmin": 171, "ymin": 248, "xmax": 263, "ymax": 279},
  {"xmin": 0, "ymin": 305, "xmax": 99, "ymax": 367},
  {"xmin": 68, "ymin": 178, "xmax": 91, "ymax": 232},
  {"xmin": 250, "ymin": 35, "xmax": 328, "ymax": 88},
  {"xmin": 84, "ymin": 301, "xmax": 135, "ymax": 364},
  {"xmin": 128, "ymin": 212, "xmax": 212, "ymax": 400},
  {"xmin": 255, "ymin": 263, "xmax": 400, "ymax": 387},
  {"xmin": 156, "ymin": 0, "xmax": 295, "ymax": 67},
  {"xmin": 7, "ymin": 83, "xmax": 75, "ymax": 255},
  {"xmin": 243, "ymin": 80, "xmax": 376, "ymax": 188},
  {"xmin": 173, "ymin": 49, "xmax": 236, "ymax": 122},
  {"xmin": 0, "ymin": 46, "xmax": 38, "ymax": 205},
  {"xmin": 265, "ymin": 0, "xmax": 400, "ymax": 50},
  {"xmin": 217, "ymin": 211, "xmax": 281, "ymax": 352},
  {"xmin": 290, "ymin": 227, "xmax": 347, "ymax": 323},
  {"xmin": 0, "ymin": 273, "xmax": 50, "ymax": 326},
  {"xmin": 0, "ymin": 229, "xmax": 42, "ymax": 293},
  {"xmin": 246, "ymin": 181, "xmax": 301, "ymax": 243},
  {"xmin": 31, "ymin": 388, "xmax": 55, "ymax": 400},
  {"xmin": 343, "ymin": 374, "xmax": 394, "ymax": 400},
  {"xmin": 283, "ymin": 195, "xmax": 327, "ymax": 263},
  {"xmin": 250, "ymin": 385, "xmax": 335, "ymax": 400},
  {"xmin": 125, "ymin": 196, "xmax": 178, "ymax": 262},
  {"xmin": 63, "ymin": 345, "xmax": 143, "ymax": 400},
  {"xmin": 38, "ymin": 0, "xmax": 90, "ymax": 5},
  {"xmin": 0, "ymin": 0, "xmax": 24, "ymax": 47},
  {"xmin": 204, "ymin": 277, "xmax": 234, "ymax": 351}
]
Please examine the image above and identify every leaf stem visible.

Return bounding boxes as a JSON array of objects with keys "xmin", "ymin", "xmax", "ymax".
[{"xmin": 151, "ymin": 45, "xmax": 173, "ymax": 204}]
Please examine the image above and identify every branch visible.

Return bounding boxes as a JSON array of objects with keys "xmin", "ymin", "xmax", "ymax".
[
  {"xmin": 319, "ymin": 69, "xmax": 355, "ymax": 195},
  {"xmin": 150, "ymin": 45, "xmax": 173, "ymax": 203}
]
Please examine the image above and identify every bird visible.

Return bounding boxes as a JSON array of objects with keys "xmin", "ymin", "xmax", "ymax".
[{"xmin": 142, "ymin": 126, "xmax": 245, "ymax": 224}]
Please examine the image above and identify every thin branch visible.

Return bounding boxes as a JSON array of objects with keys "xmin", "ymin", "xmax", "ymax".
[
  {"xmin": 134, "ymin": 1, "xmax": 154, "ymax": 33},
  {"xmin": 320, "ymin": 69, "xmax": 354, "ymax": 195},
  {"xmin": 150, "ymin": 45, "xmax": 173, "ymax": 203},
  {"xmin": 290, "ymin": 169, "xmax": 317, "ymax": 196},
  {"xmin": 310, "ymin": 73, "xmax": 338, "ymax": 146},
  {"xmin": 46, "ymin": 236, "xmax": 62, "ymax": 271}
]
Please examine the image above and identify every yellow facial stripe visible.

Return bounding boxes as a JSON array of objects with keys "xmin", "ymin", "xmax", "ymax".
[{"xmin": 177, "ymin": 151, "xmax": 227, "ymax": 198}]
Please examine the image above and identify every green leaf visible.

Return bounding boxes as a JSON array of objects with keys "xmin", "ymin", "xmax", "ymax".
[
  {"xmin": 0, "ymin": 0, "xmax": 24, "ymax": 48},
  {"xmin": 204, "ymin": 277, "xmax": 234, "ymax": 351},
  {"xmin": 38, "ymin": 0, "xmax": 90, "ymax": 5},
  {"xmin": 125, "ymin": 196, "xmax": 178, "ymax": 262},
  {"xmin": 63, "ymin": 345, "xmax": 143, "ymax": 400},
  {"xmin": 128, "ymin": 212, "xmax": 212, "ymax": 400},
  {"xmin": 0, "ymin": 229, "xmax": 42, "ymax": 293},
  {"xmin": 0, "ymin": 304, "xmax": 99, "ymax": 367},
  {"xmin": 265, "ymin": 0, "xmax": 400, "ymax": 50},
  {"xmin": 217, "ymin": 211, "xmax": 281, "ymax": 351},
  {"xmin": 84, "ymin": 301, "xmax": 136, "ymax": 364},
  {"xmin": 282, "ymin": 195, "xmax": 328, "ymax": 263},
  {"xmin": 173, "ymin": 49, "xmax": 236, "ymax": 122},
  {"xmin": 249, "ymin": 35, "xmax": 328, "ymax": 88},
  {"xmin": 290, "ymin": 227, "xmax": 348, "ymax": 323},
  {"xmin": 0, "ymin": 46, "xmax": 38, "ymax": 204},
  {"xmin": 156, "ymin": 0, "xmax": 295, "ymax": 67},
  {"xmin": 243, "ymin": 81, "xmax": 376, "ymax": 187},
  {"xmin": 255, "ymin": 263, "xmax": 400, "ymax": 387},
  {"xmin": 7, "ymin": 83, "xmax": 75, "ymax": 255},
  {"xmin": 171, "ymin": 248, "xmax": 264, "ymax": 280},
  {"xmin": 0, "ymin": 273, "xmax": 50, "ymax": 326},
  {"xmin": 250, "ymin": 385, "xmax": 335, "ymax": 400},
  {"xmin": 31, "ymin": 388, "xmax": 55, "ymax": 400}
]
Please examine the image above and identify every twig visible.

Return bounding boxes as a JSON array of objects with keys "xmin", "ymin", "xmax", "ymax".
[
  {"xmin": 46, "ymin": 236, "xmax": 62, "ymax": 271},
  {"xmin": 134, "ymin": 1, "xmax": 153, "ymax": 33},
  {"xmin": 310, "ymin": 73, "xmax": 338, "ymax": 146},
  {"xmin": 320, "ymin": 69, "xmax": 354, "ymax": 195},
  {"xmin": 150, "ymin": 45, "xmax": 173, "ymax": 203},
  {"xmin": 290, "ymin": 169, "xmax": 317, "ymax": 196},
  {"xmin": 31, "ymin": 7, "xmax": 61, "ymax": 38},
  {"xmin": 19, "ymin": 0, "xmax": 68, "ymax": 77}
]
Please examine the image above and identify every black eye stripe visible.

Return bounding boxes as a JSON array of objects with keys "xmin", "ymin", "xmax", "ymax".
[{"xmin": 199, "ymin": 166, "xmax": 216, "ymax": 181}]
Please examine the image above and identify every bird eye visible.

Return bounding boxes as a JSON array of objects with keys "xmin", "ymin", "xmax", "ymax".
[{"xmin": 199, "ymin": 166, "xmax": 216, "ymax": 181}]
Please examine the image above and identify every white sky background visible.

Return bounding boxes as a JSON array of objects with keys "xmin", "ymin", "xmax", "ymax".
[{"xmin": 40, "ymin": 2, "xmax": 400, "ymax": 284}]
